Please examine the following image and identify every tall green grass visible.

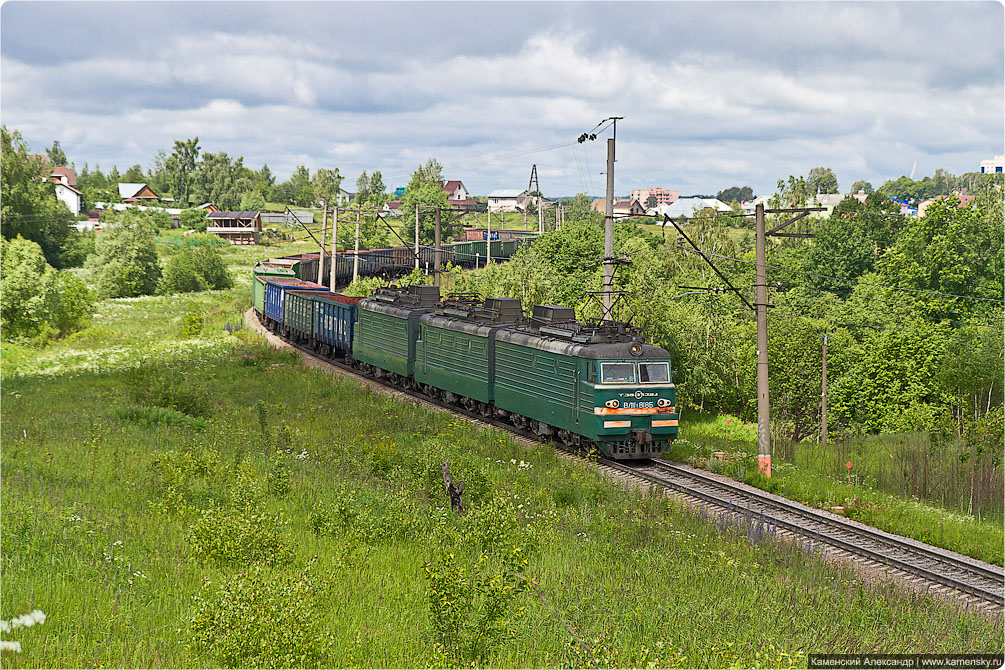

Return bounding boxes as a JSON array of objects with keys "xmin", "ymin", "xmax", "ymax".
[
  {"xmin": 2, "ymin": 336, "xmax": 1000, "ymax": 667},
  {"xmin": 675, "ymin": 412, "xmax": 1004, "ymax": 565}
]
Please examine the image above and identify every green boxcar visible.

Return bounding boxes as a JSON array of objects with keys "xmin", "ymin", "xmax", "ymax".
[
  {"xmin": 450, "ymin": 241, "xmax": 474, "ymax": 266},
  {"xmin": 252, "ymin": 263, "xmax": 296, "ymax": 316},
  {"xmin": 415, "ymin": 298, "xmax": 523, "ymax": 404},
  {"xmin": 283, "ymin": 290, "xmax": 319, "ymax": 341},
  {"xmin": 352, "ymin": 285, "xmax": 440, "ymax": 378}
]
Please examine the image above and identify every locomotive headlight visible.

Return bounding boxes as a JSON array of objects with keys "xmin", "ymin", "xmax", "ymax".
[
  {"xmin": 630, "ymin": 343, "xmax": 643, "ymax": 357},
  {"xmin": 605, "ymin": 399, "xmax": 620, "ymax": 408},
  {"xmin": 657, "ymin": 398, "xmax": 671, "ymax": 408}
]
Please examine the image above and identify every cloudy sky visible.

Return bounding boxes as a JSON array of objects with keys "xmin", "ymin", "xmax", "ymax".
[{"xmin": 2, "ymin": 1, "xmax": 1002, "ymax": 197}]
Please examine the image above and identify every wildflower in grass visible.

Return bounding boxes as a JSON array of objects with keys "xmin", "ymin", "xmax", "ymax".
[{"xmin": 0, "ymin": 609, "xmax": 46, "ymax": 654}]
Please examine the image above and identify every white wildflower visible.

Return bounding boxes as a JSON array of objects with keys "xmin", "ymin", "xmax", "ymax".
[
  {"xmin": 0, "ymin": 640, "xmax": 22, "ymax": 653},
  {"xmin": 0, "ymin": 610, "xmax": 45, "ymax": 632}
]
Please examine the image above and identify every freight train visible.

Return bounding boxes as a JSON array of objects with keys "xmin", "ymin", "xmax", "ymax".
[
  {"xmin": 252, "ymin": 259, "xmax": 678, "ymax": 459},
  {"xmin": 256, "ymin": 235, "xmax": 536, "ymax": 287}
]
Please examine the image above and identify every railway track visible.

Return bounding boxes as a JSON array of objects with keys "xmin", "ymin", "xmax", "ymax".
[
  {"xmin": 601, "ymin": 458, "xmax": 1004, "ymax": 614},
  {"xmin": 246, "ymin": 308, "xmax": 1005, "ymax": 616}
]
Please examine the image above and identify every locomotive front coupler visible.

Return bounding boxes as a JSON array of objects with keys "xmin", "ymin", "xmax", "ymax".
[{"xmin": 631, "ymin": 429, "xmax": 652, "ymax": 447}]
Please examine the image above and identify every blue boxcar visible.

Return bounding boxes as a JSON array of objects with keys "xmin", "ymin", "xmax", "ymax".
[
  {"xmin": 264, "ymin": 278, "xmax": 326, "ymax": 326},
  {"xmin": 313, "ymin": 293, "xmax": 363, "ymax": 356}
]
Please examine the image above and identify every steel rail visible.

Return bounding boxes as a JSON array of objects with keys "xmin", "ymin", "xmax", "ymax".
[{"xmin": 601, "ymin": 458, "xmax": 1004, "ymax": 608}]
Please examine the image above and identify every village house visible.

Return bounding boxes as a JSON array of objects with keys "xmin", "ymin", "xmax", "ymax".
[
  {"xmin": 118, "ymin": 183, "xmax": 162, "ymax": 205},
  {"xmin": 487, "ymin": 189, "xmax": 530, "ymax": 213},
  {"xmin": 49, "ymin": 166, "xmax": 83, "ymax": 216},
  {"xmin": 917, "ymin": 191, "xmax": 976, "ymax": 217},
  {"xmin": 590, "ymin": 197, "xmax": 647, "ymax": 218},
  {"xmin": 440, "ymin": 179, "xmax": 478, "ymax": 210}
]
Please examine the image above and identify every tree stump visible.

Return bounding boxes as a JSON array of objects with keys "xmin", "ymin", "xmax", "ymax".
[{"xmin": 442, "ymin": 460, "xmax": 465, "ymax": 514}]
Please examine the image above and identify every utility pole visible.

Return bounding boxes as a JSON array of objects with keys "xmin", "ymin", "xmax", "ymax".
[
  {"xmin": 538, "ymin": 198, "xmax": 543, "ymax": 233},
  {"xmin": 486, "ymin": 210, "xmax": 492, "ymax": 265},
  {"xmin": 754, "ymin": 203, "xmax": 770, "ymax": 476},
  {"xmin": 819, "ymin": 331, "xmax": 829, "ymax": 446},
  {"xmin": 414, "ymin": 204, "xmax": 420, "ymax": 270},
  {"xmin": 755, "ymin": 202, "xmax": 825, "ymax": 476},
  {"xmin": 434, "ymin": 206, "xmax": 441, "ymax": 287},
  {"xmin": 352, "ymin": 207, "xmax": 361, "ymax": 284},
  {"xmin": 317, "ymin": 202, "xmax": 327, "ymax": 285},
  {"xmin": 603, "ymin": 137, "xmax": 615, "ymax": 321},
  {"xmin": 329, "ymin": 206, "xmax": 338, "ymax": 293}
]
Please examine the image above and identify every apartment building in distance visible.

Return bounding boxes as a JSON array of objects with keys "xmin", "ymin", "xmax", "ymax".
[
  {"xmin": 980, "ymin": 156, "xmax": 1004, "ymax": 174},
  {"xmin": 630, "ymin": 187, "xmax": 679, "ymax": 207}
]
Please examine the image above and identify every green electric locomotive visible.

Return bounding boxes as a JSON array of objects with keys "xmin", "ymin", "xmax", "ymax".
[{"xmin": 492, "ymin": 305, "xmax": 677, "ymax": 459}]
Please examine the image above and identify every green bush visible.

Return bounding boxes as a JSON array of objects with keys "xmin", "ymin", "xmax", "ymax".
[
  {"xmin": 188, "ymin": 506, "xmax": 293, "ymax": 566},
  {"xmin": 60, "ymin": 229, "xmax": 96, "ymax": 267},
  {"xmin": 179, "ymin": 305, "xmax": 204, "ymax": 338},
  {"xmin": 307, "ymin": 483, "xmax": 358, "ymax": 536},
  {"xmin": 0, "ymin": 235, "xmax": 95, "ymax": 341},
  {"xmin": 180, "ymin": 208, "xmax": 208, "ymax": 232},
  {"xmin": 266, "ymin": 458, "xmax": 292, "ymax": 497},
  {"xmin": 158, "ymin": 245, "xmax": 233, "ymax": 295},
  {"xmin": 188, "ymin": 560, "xmax": 336, "ymax": 668},
  {"xmin": 424, "ymin": 547, "xmax": 528, "ymax": 666}
]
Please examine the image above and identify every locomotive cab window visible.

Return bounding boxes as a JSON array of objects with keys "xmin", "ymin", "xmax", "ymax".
[
  {"xmin": 600, "ymin": 362, "xmax": 635, "ymax": 384},
  {"xmin": 639, "ymin": 362, "xmax": 670, "ymax": 384}
]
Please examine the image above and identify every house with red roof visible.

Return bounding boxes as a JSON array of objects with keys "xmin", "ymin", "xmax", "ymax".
[
  {"xmin": 440, "ymin": 180, "xmax": 468, "ymax": 201},
  {"xmin": 49, "ymin": 166, "xmax": 82, "ymax": 215},
  {"xmin": 918, "ymin": 191, "xmax": 976, "ymax": 217},
  {"xmin": 438, "ymin": 179, "xmax": 478, "ymax": 210}
]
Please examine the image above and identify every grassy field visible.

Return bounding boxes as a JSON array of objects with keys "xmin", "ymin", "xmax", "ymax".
[
  {"xmin": 672, "ymin": 413, "xmax": 1004, "ymax": 566},
  {"xmin": 1, "ymin": 270, "xmax": 1002, "ymax": 667}
]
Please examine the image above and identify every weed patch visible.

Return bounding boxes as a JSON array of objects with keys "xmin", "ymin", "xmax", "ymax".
[
  {"xmin": 188, "ymin": 506, "xmax": 293, "ymax": 566},
  {"xmin": 126, "ymin": 365, "xmax": 210, "ymax": 417},
  {"xmin": 114, "ymin": 405, "xmax": 208, "ymax": 431},
  {"xmin": 189, "ymin": 560, "xmax": 336, "ymax": 668},
  {"xmin": 424, "ymin": 547, "xmax": 528, "ymax": 667}
]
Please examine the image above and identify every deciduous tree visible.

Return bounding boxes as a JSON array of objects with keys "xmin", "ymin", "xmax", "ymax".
[
  {"xmin": 1, "ymin": 126, "xmax": 79, "ymax": 268},
  {"xmin": 312, "ymin": 168, "xmax": 342, "ymax": 207},
  {"xmin": 1, "ymin": 235, "xmax": 94, "ymax": 339},
  {"xmin": 86, "ymin": 210, "xmax": 162, "ymax": 298},
  {"xmin": 807, "ymin": 166, "xmax": 839, "ymax": 194},
  {"xmin": 850, "ymin": 180, "xmax": 873, "ymax": 194},
  {"xmin": 400, "ymin": 159, "xmax": 449, "ymax": 245},
  {"xmin": 46, "ymin": 140, "xmax": 68, "ymax": 167},
  {"xmin": 166, "ymin": 137, "xmax": 200, "ymax": 206}
]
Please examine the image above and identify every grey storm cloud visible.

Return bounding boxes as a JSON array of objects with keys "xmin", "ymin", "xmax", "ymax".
[{"xmin": 1, "ymin": 1, "xmax": 1001, "ymax": 196}]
